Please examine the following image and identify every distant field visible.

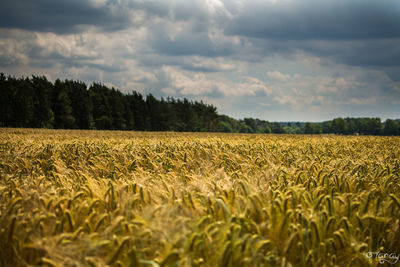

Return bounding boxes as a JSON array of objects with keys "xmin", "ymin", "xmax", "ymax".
[{"xmin": 0, "ymin": 128, "xmax": 399, "ymax": 266}]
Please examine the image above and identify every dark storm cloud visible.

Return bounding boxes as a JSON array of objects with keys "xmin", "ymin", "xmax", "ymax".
[
  {"xmin": 220, "ymin": 0, "xmax": 400, "ymax": 70},
  {"xmin": 0, "ymin": 0, "xmax": 131, "ymax": 34},
  {"xmin": 303, "ymin": 39, "xmax": 400, "ymax": 68},
  {"xmin": 225, "ymin": 0, "xmax": 400, "ymax": 40},
  {"xmin": 249, "ymin": 38, "xmax": 400, "ymax": 69},
  {"xmin": 134, "ymin": 0, "xmax": 400, "ymax": 72}
]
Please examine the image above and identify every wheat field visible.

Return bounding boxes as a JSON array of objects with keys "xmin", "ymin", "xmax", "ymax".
[{"xmin": 0, "ymin": 128, "xmax": 399, "ymax": 266}]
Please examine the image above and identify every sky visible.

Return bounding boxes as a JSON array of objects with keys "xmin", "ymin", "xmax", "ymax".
[{"xmin": 1, "ymin": 0, "xmax": 400, "ymax": 122}]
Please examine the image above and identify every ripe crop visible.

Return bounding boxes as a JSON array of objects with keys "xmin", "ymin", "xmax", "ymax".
[{"xmin": 0, "ymin": 128, "xmax": 399, "ymax": 266}]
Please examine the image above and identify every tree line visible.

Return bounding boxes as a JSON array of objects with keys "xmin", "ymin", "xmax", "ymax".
[
  {"xmin": 225, "ymin": 117, "xmax": 400, "ymax": 135},
  {"xmin": 0, "ymin": 73, "xmax": 399, "ymax": 135},
  {"xmin": 0, "ymin": 74, "xmax": 219, "ymax": 131}
]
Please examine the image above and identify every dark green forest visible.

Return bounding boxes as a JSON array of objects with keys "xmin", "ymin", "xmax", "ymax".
[{"xmin": 1, "ymin": 73, "xmax": 399, "ymax": 135}]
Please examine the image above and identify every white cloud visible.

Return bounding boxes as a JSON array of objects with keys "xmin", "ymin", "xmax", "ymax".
[
  {"xmin": 206, "ymin": 0, "xmax": 229, "ymax": 16},
  {"xmin": 345, "ymin": 97, "xmax": 376, "ymax": 105},
  {"xmin": 161, "ymin": 87, "xmax": 177, "ymax": 95},
  {"xmin": 34, "ymin": 32, "xmax": 100, "ymax": 59},
  {"xmin": 89, "ymin": 0, "xmax": 107, "ymax": 8},
  {"xmin": 162, "ymin": 65, "xmax": 214, "ymax": 95},
  {"xmin": 182, "ymin": 56, "xmax": 237, "ymax": 72},
  {"xmin": 266, "ymin": 70, "xmax": 291, "ymax": 80},
  {"xmin": 161, "ymin": 65, "xmax": 270, "ymax": 97}
]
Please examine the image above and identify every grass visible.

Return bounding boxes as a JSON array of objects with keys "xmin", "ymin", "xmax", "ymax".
[{"xmin": 0, "ymin": 128, "xmax": 399, "ymax": 266}]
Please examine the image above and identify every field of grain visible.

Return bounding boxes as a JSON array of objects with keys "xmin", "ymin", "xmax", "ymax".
[{"xmin": 0, "ymin": 128, "xmax": 399, "ymax": 266}]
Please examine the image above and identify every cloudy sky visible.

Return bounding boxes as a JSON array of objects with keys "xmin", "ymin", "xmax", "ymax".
[{"xmin": 1, "ymin": 0, "xmax": 400, "ymax": 121}]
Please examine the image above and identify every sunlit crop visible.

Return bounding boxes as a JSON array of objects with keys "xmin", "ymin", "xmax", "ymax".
[{"xmin": 0, "ymin": 128, "xmax": 399, "ymax": 266}]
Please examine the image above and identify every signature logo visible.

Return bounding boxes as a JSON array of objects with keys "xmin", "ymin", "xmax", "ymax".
[{"xmin": 366, "ymin": 251, "xmax": 400, "ymax": 264}]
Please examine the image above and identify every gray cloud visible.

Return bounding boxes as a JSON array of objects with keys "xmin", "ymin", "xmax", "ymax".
[
  {"xmin": 138, "ymin": 0, "xmax": 400, "ymax": 73},
  {"xmin": 0, "ymin": 0, "xmax": 131, "ymax": 34},
  {"xmin": 220, "ymin": 0, "xmax": 400, "ymax": 71},
  {"xmin": 298, "ymin": 39, "xmax": 400, "ymax": 68},
  {"xmin": 225, "ymin": 0, "xmax": 400, "ymax": 40},
  {"xmin": 1, "ymin": 0, "xmax": 399, "ymax": 121},
  {"xmin": 149, "ymin": 32, "xmax": 238, "ymax": 58}
]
